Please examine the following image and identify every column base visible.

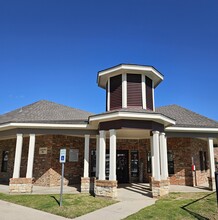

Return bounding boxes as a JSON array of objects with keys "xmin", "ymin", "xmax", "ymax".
[
  {"xmin": 150, "ymin": 177, "xmax": 170, "ymax": 198},
  {"xmin": 95, "ymin": 180, "xmax": 117, "ymax": 199},
  {"xmin": 81, "ymin": 177, "xmax": 96, "ymax": 194},
  {"xmin": 9, "ymin": 178, "xmax": 34, "ymax": 193},
  {"xmin": 208, "ymin": 177, "xmax": 216, "ymax": 191}
]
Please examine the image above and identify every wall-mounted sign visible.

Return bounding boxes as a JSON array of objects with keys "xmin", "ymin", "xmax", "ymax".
[
  {"xmin": 39, "ymin": 147, "xmax": 47, "ymax": 155},
  {"xmin": 69, "ymin": 149, "xmax": 79, "ymax": 162}
]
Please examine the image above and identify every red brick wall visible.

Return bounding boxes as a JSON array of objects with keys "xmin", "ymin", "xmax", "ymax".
[
  {"xmin": 0, "ymin": 135, "xmax": 213, "ymax": 187},
  {"xmin": 167, "ymin": 138, "xmax": 209, "ymax": 186},
  {"xmin": 0, "ymin": 138, "xmax": 16, "ymax": 183}
]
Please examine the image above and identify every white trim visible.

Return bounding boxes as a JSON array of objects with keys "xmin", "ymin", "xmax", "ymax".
[
  {"xmin": 109, "ymin": 129, "xmax": 116, "ymax": 181},
  {"xmin": 13, "ymin": 134, "xmax": 23, "ymax": 178},
  {"xmin": 98, "ymin": 64, "xmax": 164, "ymax": 81},
  {"xmin": 83, "ymin": 134, "xmax": 90, "ymax": 178},
  {"xmin": 107, "ymin": 78, "xmax": 110, "ymax": 111},
  {"xmin": 26, "ymin": 134, "xmax": 36, "ymax": 178},
  {"xmin": 122, "ymin": 73, "xmax": 127, "ymax": 108},
  {"xmin": 0, "ymin": 122, "xmax": 94, "ymax": 131},
  {"xmin": 98, "ymin": 64, "xmax": 164, "ymax": 89},
  {"xmin": 208, "ymin": 138, "xmax": 215, "ymax": 178},
  {"xmin": 142, "ymin": 74, "xmax": 146, "ymax": 109},
  {"xmin": 165, "ymin": 126, "xmax": 218, "ymax": 133},
  {"xmin": 152, "ymin": 80, "xmax": 155, "ymax": 111},
  {"xmin": 89, "ymin": 111, "xmax": 176, "ymax": 126}
]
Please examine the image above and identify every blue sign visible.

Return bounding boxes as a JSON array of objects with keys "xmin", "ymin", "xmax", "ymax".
[{"xmin": 59, "ymin": 149, "xmax": 66, "ymax": 163}]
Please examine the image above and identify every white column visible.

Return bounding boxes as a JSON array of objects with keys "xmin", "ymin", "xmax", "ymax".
[
  {"xmin": 26, "ymin": 134, "xmax": 36, "ymax": 178},
  {"xmin": 109, "ymin": 129, "xmax": 116, "ymax": 181},
  {"xmin": 160, "ymin": 132, "xmax": 168, "ymax": 180},
  {"xmin": 122, "ymin": 73, "xmax": 127, "ymax": 108},
  {"xmin": 152, "ymin": 131, "xmax": 161, "ymax": 181},
  {"xmin": 83, "ymin": 135, "xmax": 90, "ymax": 178},
  {"xmin": 99, "ymin": 130, "xmax": 106, "ymax": 180},
  {"xmin": 142, "ymin": 74, "xmax": 146, "ymax": 109},
  {"xmin": 96, "ymin": 135, "xmax": 99, "ymax": 178},
  {"xmin": 150, "ymin": 136, "xmax": 154, "ymax": 177},
  {"xmin": 107, "ymin": 78, "xmax": 110, "ymax": 111},
  {"xmin": 152, "ymin": 80, "xmax": 155, "ymax": 111},
  {"xmin": 13, "ymin": 134, "xmax": 23, "ymax": 178},
  {"xmin": 208, "ymin": 138, "xmax": 215, "ymax": 178}
]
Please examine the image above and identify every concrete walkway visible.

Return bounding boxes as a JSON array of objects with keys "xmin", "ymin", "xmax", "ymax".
[
  {"xmin": 75, "ymin": 183, "xmax": 156, "ymax": 220},
  {"xmin": 0, "ymin": 183, "xmax": 211, "ymax": 220}
]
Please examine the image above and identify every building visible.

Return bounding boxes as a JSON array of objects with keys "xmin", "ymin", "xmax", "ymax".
[{"xmin": 0, "ymin": 64, "xmax": 218, "ymax": 198}]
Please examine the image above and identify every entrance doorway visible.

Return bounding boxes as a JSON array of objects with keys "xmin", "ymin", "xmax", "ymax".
[{"xmin": 116, "ymin": 150, "xmax": 129, "ymax": 183}]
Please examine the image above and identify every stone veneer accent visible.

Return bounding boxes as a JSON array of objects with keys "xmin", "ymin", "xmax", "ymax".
[
  {"xmin": 9, "ymin": 178, "xmax": 33, "ymax": 193},
  {"xmin": 95, "ymin": 180, "xmax": 117, "ymax": 198},
  {"xmin": 208, "ymin": 177, "xmax": 216, "ymax": 191},
  {"xmin": 150, "ymin": 177, "xmax": 170, "ymax": 198},
  {"xmin": 81, "ymin": 177, "xmax": 90, "ymax": 193}
]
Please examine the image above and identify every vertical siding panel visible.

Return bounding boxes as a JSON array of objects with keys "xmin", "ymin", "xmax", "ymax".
[
  {"xmin": 127, "ymin": 74, "xmax": 142, "ymax": 108},
  {"xmin": 110, "ymin": 75, "xmax": 122, "ymax": 110}
]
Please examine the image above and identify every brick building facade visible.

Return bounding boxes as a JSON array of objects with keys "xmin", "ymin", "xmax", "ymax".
[{"xmin": 0, "ymin": 64, "xmax": 218, "ymax": 198}]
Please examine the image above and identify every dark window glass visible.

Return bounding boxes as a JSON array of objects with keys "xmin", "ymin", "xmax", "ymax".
[
  {"xmin": 168, "ymin": 151, "xmax": 174, "ymax": 174},
  {"xmin": 147, "ymin": 152, "xmax": 152, "ymax": 173},
  {"xmin": 199, "ymin": 151, "xmax": 208, "ymax": 171},
  {"xmin": 1, "ymin": 151, "xmax": 9, "ymax": 172},
  {"xmin": 131, "ymin": 151, "xmax": 139, "ymax": 177}
]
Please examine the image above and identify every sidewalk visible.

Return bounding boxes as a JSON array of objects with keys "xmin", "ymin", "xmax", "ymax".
[
  {"xmin": 74, "ymin": 183, "xmax": 156, "ymax": 220},
  {"xmin": 0, "ymin": 183, "xmax": 211, "ymax": 220}
]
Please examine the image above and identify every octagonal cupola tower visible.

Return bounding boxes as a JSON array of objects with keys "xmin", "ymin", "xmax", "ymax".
[{"xmin": 97, "ymin": 64, "xmax": 164, "ymax": 112}]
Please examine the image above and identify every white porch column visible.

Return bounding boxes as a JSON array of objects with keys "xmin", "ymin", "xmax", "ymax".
[
  {"xmin": 122, "ymin": 73, "xmax": 127, "ymax": 108},
  {"xmin": 83, "ymin": 135, "xmax": 90, "ymax": 178},
  {"xmin": 107, "ymin": 78, "xmax": 110, "ymax": 111},
  {"xmin": 96, "ymin": 135, "xmax": 99, "ymax": 178},
  {"xmin": 99, "ymin": 130, "xmax": 106, "ymax": 180},
  {"xmin": 152, "ymin": 131, "xmax": 161, "ymax": 181},
  {"xmin": 208, "ymin": 138, "xmax": 215, "ymax": 178},
  {"xmin": 26, "ymin": 134, "xmax": 36, "ymax": 178},
  {"xmin": 141, "ymin": 74, "xmax": 146, "ymax": 109},
  {"xmin": 160, "ymin": 132, "xmax": 168, "ymax": 180},
  {"xmin": 109, "ymin": 129, "xmax": 116, "ymax": 181},
  {"xmin": 13, "ymin": 134, "xmax": 23, "ymax": 178},
  {"xmin": 150, "ymin": 136, "xmax": 154, "ymax": 177}
]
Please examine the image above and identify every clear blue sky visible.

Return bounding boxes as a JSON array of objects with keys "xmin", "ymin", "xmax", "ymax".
[{"xmin": 0, "ymin": 0, "xmax": 218, "ymax": 121}]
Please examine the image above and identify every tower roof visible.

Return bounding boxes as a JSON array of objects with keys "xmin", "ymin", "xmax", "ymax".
[{"xmin": 97, "ymin": 63, "xmax": 164, "ymax": 89}]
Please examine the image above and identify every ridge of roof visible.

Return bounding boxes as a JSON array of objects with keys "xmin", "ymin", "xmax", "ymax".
[{"xmin": 156, "ymin": 104, "xmax": 218, "ymax": 128}]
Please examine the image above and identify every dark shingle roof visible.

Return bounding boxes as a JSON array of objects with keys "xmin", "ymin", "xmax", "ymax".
[
  {"xmin": 0, "ymin": 100, "xmax": 93, "ymax": 125},
  {"xmin": 156, "ymin": 105, "xmax": 218, "ymax": 128}
]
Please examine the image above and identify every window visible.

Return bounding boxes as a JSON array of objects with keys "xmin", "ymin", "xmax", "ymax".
[
  {"xmin": 168, "ymin": 151, "xmax": 174, "ymax": 175},
  {"xmin": 147, "ymin": 152, "xmax": 152, "ymax": 173},
  {"xmin": 1, "ymin": 151, "xmax": 9, "ymax": 172},
  {"xmin": 199, "ymin": 151, "xmax": 207, "ymax": 171},
  {"xmin": 131, "ymin": 151, "xmax": 139, "ymax": 177},
  {"xmin": 147, "ymin": 151, "xmax": 174, "ymax": 174}
]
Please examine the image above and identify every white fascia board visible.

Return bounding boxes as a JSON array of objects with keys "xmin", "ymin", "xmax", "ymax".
[
  {"xmin": 165, "ymin": 126, "xmax": 218, "ymax": 133},
  {"xmin": 98, "ymin": 64, "xmax": 164, "ymax": 88},
  {"xmin": 89, "ymin": 112, "xmax": 176, "ymax": 126},
  {"xmin": 0, "ymin": 122, "xmax": 95, "ymax": 130},
  {"xmin": 98, "ymin": 65, "xmax": 163, "ymax": 80}
]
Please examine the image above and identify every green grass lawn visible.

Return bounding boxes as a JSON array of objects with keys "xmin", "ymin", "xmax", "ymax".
[
  {"xmin": 125, "ymin": 192, "xmax": 218, "ymax": 220},
  {"xmin": 0, "ymin": 193, "xmax": 116, "ymax": 218}
]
